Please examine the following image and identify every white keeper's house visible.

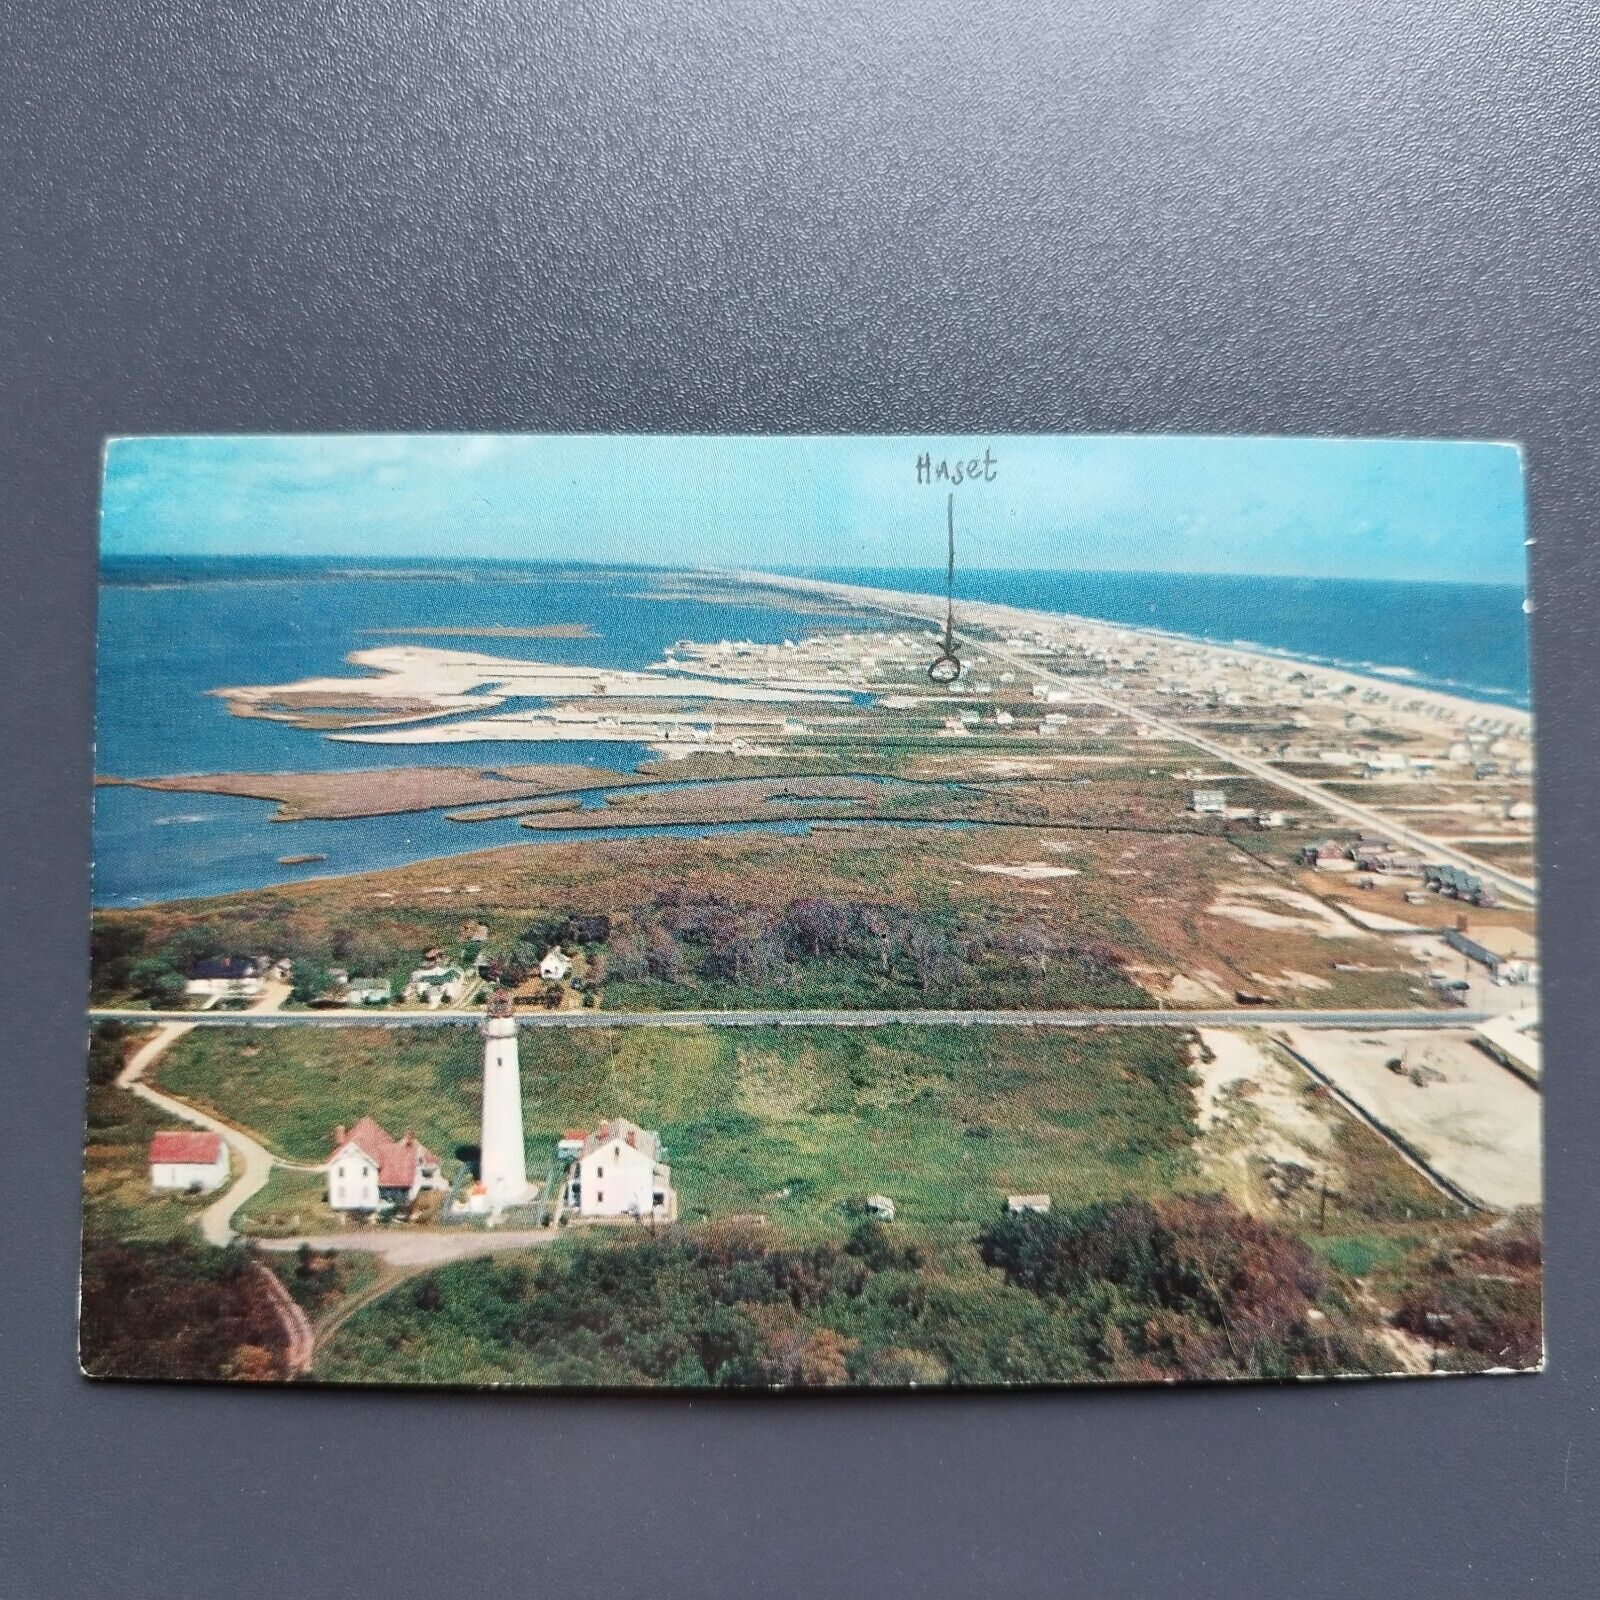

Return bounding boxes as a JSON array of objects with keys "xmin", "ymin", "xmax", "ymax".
[
  {"xmin": 148, "ymin": 1130, "xmax": 230, "ymax": 1193},
  {"xmin": 325, "ymin": 1116, "xmax": 448, "ymax": 1212},
  {"xmin": 563, "ymin": 1118, "xmax": 677, "ymax": 1222}
]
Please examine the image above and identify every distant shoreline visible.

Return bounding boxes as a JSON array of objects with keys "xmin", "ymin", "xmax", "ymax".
[{"xmin": 726, "ymin": 568, "xmax": 1533, "ymax": 738}]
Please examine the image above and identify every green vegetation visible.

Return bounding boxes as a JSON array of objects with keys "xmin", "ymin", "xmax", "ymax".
[
  {"xmin": 79, "ymin": 1239, "xmax": 287, "ymax": 1381},
  {"xmin": 90, "ymin": 818, "xmax": 1415, "ymax": 1017},
  {"xmin": 155, "ymin": 1024, "xmax": 1200, "ymax": 1233},
  {"xmin": 317, "ymin": 1197, "xmax": 1386, "ymax": 1388},
  {"xmin": 1387, "ymin": 1211, "xmax": 1542, "ymax": 1371},
  {"xmin": 975, "ymin": 1197, "xmax": 1380, "ymax": 1381},
  {"xmin": 153, "ymin": 1027, "xmax": 482, "ymax": 1162},
  {"xmin": 234, "ymin": 1168, "xmax": 333, "ymax": 1238},
  {"xmin": 82, "ymin": 1024, "xmax": 210, "ymax": 1244},
  {"xmin": 265, "ymin": 1244, "xmax": 383, "ymax": 1319},
  {"xmin": 1325, "ymin": 1116, "xmax": 1465, "ymax": 1224},
  {"xmin": 597, "ymin": 887, "xmax": 1146, "ymax": 1012}
]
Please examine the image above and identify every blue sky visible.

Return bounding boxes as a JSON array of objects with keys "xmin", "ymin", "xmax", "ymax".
[{"xmin": 100, "ymin": 433, "xmax": 1528, "ymax": 584}]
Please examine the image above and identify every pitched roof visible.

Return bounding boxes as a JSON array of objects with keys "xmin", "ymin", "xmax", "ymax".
[
  {"xmin": 188, "ymin": 957, "xmax": 260, "ymax": 980},
  {"xmin": 333, "ymin": 1115, "xmax": 439, "ymax": 1189},
  {"xmin": 149, "ymin": 1130, "xmax": 223, "ymax": 1165},
  {"xmin": 577, "ymin": 1117, "xmax": 659, "ymax": 1160}
]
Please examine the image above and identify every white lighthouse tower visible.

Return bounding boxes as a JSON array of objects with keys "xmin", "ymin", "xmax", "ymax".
[{"xmin": 480, "ymin": 990, "xmax": 534, "ymax": 1214}]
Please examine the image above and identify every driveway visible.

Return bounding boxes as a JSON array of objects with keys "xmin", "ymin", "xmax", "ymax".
[{"xmin": 258, "ymin": 1227, "xmax": 559, "ymax": 1269}]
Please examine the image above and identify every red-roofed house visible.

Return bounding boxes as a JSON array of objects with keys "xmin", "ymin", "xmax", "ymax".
[
  {"xmin": 326, "ymin": 1116, "xmax": 447, "ymax": 1212},
  {"xmin": 149, "ymin": 1130, "xmax": 230, "ymax": 1193}
]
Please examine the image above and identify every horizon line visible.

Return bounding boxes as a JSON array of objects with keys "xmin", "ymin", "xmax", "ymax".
[{"xmin": 98, "ymin": 553, "xmax": 1529, "ymax": 591}]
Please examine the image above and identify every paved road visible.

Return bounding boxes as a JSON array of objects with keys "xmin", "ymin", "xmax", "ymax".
[
  {"xmin": 94, "ymin": 1005, "xmax": 1494, "ymax": 1030},
  {"xmin": 961, "ymin": 630, "xmax": 1538, "ymax": 906},
  {"xmin": 739, "ymin": 573, "xmax": 1534, "ymax": 905}
]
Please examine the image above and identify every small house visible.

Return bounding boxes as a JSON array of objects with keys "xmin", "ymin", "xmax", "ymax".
[
  {"xmin": 539, "ymin": 947, "xmax": 573, "ymax": 983},
  {"xmin": 865, "ymin": 1194, "xmax": 896, "ymax": 1221},
  {"xmin": 1302, "ymin": 840, "xmax": 1356, "ymax": 873},
  {"xmin": 1190, "ymin": 788, "xmax": 1227, "ymax": 815},
  {"xmin": 556, "ymin": 1129, "xmax": 589, "ymax": 1161},
  {"xmin": 344, "ymin": 977, "xmax": 391, "ymax": 1006},
  {"xmin": 1006, "ymin": 1194, "xmax": 1051, "ymax": 1215},
  {"xmin": 149, "ymin": 1130, "xmax": 229, "ymax": 1193},
  {"xmin": 183, "ymin": 957, "xmax": 265, "ymax": 1001},
  {"xmin": 408, "ymin": 964, "xmax": 465, "ymax": 1006}
]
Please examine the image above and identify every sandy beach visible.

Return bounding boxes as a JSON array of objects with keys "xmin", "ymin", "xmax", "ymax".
[{"xmin": 727, "ymin": 569, "xmax": 1533, "ymax": 742}]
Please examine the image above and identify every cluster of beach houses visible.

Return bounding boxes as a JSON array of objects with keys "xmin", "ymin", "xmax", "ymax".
[
  {"xmin": 180, "ymin": 940, "xmax": 581, "ymax": 1014},
  {"xmin": 1298, "ymin": 835, "xmax": 1519, "ymax": 915}
]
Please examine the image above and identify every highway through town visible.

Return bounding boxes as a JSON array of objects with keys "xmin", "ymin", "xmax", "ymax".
[
  {"xmin": 741, "ymin": 572, "xmax": 1536, "ymax": 906},
  {"xmin": 90, "ymin": 1006, "xmax": 1494, "ymax": 1029},
  {"xmin": 958, "ymin": 627, "xmax": 1538, "ymax": 906}
]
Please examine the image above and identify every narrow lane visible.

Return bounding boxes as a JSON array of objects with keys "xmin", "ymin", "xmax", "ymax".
[{"xmin": 93, "ymin": 1006, "xmax": 1496, "ymax": 1029}]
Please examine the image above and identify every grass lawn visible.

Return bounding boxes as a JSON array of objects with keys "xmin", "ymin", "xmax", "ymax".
[
  {"xmin": 234, "ymin": 1167, "xmax": 333, "ymax": 1238},
  {"xmin": 152, "ymin": 1023, "xmax": 1201, "ymax": 1240},
  {"xmin": 1307, "ymin": 1232, "xmax": 1416, "ymax": 1279}
]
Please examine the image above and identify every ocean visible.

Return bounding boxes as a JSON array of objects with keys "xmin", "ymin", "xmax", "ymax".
[
  {"xmin": 798, "ymin": 567, "xmax": 1531, "ymax": 711},
  {"xmin": 94, "ymin": 558, "xmax": 1530, "ymax": 907}
]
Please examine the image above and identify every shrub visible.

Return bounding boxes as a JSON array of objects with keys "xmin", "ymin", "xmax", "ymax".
[{"xmin": 977, "ymin": 1195, "xmax": 1366, "ymax": 1381}]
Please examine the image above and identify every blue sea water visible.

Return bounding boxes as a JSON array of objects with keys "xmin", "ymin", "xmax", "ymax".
[
  {"xmin": 94, "ymin": 558, "xmax": 1530, "ymax": 907},
  {"xmin": 93, "ymin": 558, "xmax": 870, "ymax": 905},
  {"xmin": 799, "ymin": 567, "xmax": 1531, "ymax": 711}
]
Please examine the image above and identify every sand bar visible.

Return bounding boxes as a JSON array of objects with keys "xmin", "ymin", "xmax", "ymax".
[{"xmin": 99, "ymin": 764, "xmax": 646, "ymax": 821}]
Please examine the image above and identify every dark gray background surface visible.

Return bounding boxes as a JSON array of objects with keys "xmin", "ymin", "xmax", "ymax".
[{"xmin": 3, "ymin": 2, "xmax": 1596, "ymax": 1594}]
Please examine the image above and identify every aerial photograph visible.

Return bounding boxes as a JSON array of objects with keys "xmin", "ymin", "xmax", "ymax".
[{"xmin": 81, "ymin": 433, "xmax": 1541, "ymax": 1389}]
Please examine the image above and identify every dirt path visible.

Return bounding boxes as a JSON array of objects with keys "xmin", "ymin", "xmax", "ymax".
[
  {"xmin": 259, "ymin": 1226, "xmax": 559, "ymax": 1269},
  {"xmin": 115, "ymin": 983, "xmax": 318, "ymax": 1246},
  {"xmin": 310, "ymin": 1266, "xmax": 410, "ymax": 1353},
  {"xmin": 274, "ymin": 1229, "xmax": 563, "ymax": 1371},
  {"xmin": 252, "ymin": 1262, "xmax": 315, "ymax": 1377}
]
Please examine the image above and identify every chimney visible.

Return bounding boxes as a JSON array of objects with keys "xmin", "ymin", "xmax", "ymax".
[
  {"xmin": 1457, "ymin": 914, "xmax": 1469, "ymax": 933},
  {"xmin": 334, "ymin": 1124, "xmax": 347, "ymax": 1145}
]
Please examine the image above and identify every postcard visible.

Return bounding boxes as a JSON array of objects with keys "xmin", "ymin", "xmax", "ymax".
[{"xmin": 81, "ymin": 434, "xmax": 1541, "ymax": 1388}]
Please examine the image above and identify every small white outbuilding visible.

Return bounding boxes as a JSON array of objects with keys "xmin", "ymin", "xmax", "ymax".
[{"xmin": 148, "ymin": 1130, "xmax": 229, "ymax": 1193}]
